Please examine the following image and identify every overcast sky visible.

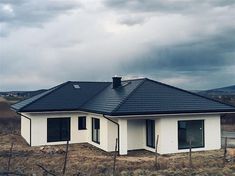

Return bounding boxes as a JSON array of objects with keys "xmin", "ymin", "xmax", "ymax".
[{"xmin": 1, "ymin": 0, "xmax": 235, "ymax": 91}]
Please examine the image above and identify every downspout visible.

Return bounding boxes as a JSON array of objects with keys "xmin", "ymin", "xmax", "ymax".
[
  {"xmin": 16, "ymin": 112, "xmax": 32, "ymax": 146},
  {"xmin": 103, "ymin": 114, "xmax": 120, "ymax": 155}
]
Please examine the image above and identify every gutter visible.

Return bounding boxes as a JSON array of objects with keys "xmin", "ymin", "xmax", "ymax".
[
  {"xmin": 102, "ymin": 114, "xmax": 120, "ymax": 155},
  {"xmin": 16, "ymin": 112, "xmax": 32, "ymax": 146}
]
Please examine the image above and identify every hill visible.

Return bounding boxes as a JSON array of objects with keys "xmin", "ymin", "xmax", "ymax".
[
  {"xmin": 0, "ymin": 97, "xmax": 19, "ymax": 119},
  {"xmin": 199, "ymin": 85, "xmax": 235, "ymax": 96},
  {"xmin": 0, "ymin": 89, "xmax": 47, "ymax": 104}
]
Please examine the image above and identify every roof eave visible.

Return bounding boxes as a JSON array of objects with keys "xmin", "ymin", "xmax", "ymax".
[
  {"xmin": 109, "ymin": 109, "xmax": 235, "ymax": 117},
  {"xmin": 17, "ymin": 108, "xmax": 235, "ymax": 118}
]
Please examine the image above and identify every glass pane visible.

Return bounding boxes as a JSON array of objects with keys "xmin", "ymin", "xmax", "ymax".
[
  {"xmin": 146, "ymin": 120, "xmax": 155, "ymax": 148},
  {"xmin": 188, "ymin": 121, "xmax": 204, "ymax": 147},
  {"xmin": 92, "ymin": 118, "xmax": 100, "ymax": 143},
  {"xmin": 178, "ymin": 120, "xmax": 204, "ymax": 149},
  {"xmin": 97, "ymin": 129, "xmax": 100, "ymax": 143},
  {"xmin": 78, "ymin": 117, "xmax": 86, "ymax": 130},
  {"xmin": 61, "ymin": 118, "xmax": 70, "ymax": 141},
  {"xmin": 47, "ymin": 119, "xmax": 61, "ymax": 142},
  {"xmin": 47, "ymin": 118, "xmax": 70, "ymax": 142}
]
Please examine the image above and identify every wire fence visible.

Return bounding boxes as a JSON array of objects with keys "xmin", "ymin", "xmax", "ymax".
[{"xmin": 0, "ymin": 135, "xmax": 235, "ymax": 176}]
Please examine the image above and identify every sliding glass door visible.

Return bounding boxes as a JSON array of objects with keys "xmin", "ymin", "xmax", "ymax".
[
  {"xmin": 92, "ymin": 118, "xmax": 100, "ymax": 144},
  {"xmin": 146, "ymin": 119, "xmax": 155, "ymax": 148}
]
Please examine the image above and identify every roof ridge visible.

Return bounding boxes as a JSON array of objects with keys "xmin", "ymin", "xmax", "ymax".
[
  {"xmin": 145, "ymin": 78, "xmax": 235, "ymax": 109},
  {"xmin": 69, "ymin": 81, "xmax": 111, "ymax": 83},
  {"xmin": 79, "ymin": 82, "xmax": 112, "ymax": 109},
  {"xmin": 122, "ymin": 77, "xmax": 146, "ymax": 81},
  {"xmin": 19, "ymin": 81, "xmax": 69, "ymax": 111},
  {"xmin": 111, "ymin": 79, "xmax": 147, "ymax": 115}
]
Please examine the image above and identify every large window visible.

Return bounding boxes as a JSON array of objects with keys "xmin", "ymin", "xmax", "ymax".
[
  {"xmin": 92, "ymin": 118, "xmax": 100, "ymax": 144},
  {"xmin": 78, "ymin": 116, "xmax": 86, "ymax": 130},
  {"xmin": 178, "ymin": 120, "xmax": 204, "ymax": 149},
  {"xmin": 47, "ymin": 118, "xmax": 70, "ymax": 142},
  {"xmin": 146, "ymin": 119, "xmax": 155, "ymax": 148}
]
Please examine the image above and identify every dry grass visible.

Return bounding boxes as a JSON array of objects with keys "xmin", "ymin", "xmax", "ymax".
[
  {"xmin": 0, "ymin": 97, "xmax": 19, "ymax": 119},
  {"xmin": 0, "ymin": 130, "xmax": 234, "ymax": 176}
]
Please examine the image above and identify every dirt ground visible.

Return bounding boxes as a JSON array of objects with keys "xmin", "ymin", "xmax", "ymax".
[{"xmin": 0, "ymin": 129, "xmax": 235, "ymax": 176}]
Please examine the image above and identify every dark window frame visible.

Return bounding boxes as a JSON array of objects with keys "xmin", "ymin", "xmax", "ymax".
[
  {"xmin": 92, "ymin": 118, "xmax": 100, "ymax": 144},
  {"xmin": 78, "ymin": 116, "xmax": 87, "ymax": 130},
  {"xmin": 146, "ymin": 119, "xmax": 155, "ymax": 148},
  {"xmin": 178, "ymin": 120, "xmax": 205, "ymax": 150},
  {"xmin": 47, "ymin": 117, "xmax": 70, "ymax": 143}
]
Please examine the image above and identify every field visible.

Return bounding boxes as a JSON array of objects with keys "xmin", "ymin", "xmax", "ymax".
[{"xmin": 0, "ymin": 97, "xmax": 235, "ymax": 175}]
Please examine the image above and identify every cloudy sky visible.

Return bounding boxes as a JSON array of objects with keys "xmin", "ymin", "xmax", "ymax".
[{"xmin": 1, "ymin": 0, "xmax": 235, "ymax": 91}]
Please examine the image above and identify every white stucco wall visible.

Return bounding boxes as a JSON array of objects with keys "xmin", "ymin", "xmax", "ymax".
[
  {"xmin": 156, "ymin": 114, "xmax": 221, "ymax": 154},
  {"xmin": 21, "ymin": 112, "xmax": 118, "ymax": 152},
  {"xmin": 21, "ymin": 115, "xmax": 31, "ymax": 144},
  {"xmin": 127, "ymin": 119, "xmax": 145, "ymax": 150},
  {"xmin": 21, "ymin": 112, "xmax": 221, "ymax": 155},
  {"xmin": 107, "ymin": 119, "xmax": 118, "ymax": 152},
  {"xmin": 126, "ymin": 114, "xmax": 221, "ymax": 154}
]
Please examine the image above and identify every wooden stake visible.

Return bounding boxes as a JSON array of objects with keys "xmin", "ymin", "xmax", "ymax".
[
  {"xmin": 113, "ymin": 138, "xmax": 118, "ymax": 176},
  {"xmin": 223, "ymin": 137, "xmax": 228, "ymax": 167},
  {"xmin": 189, "ymin": 139, "xmax": 192, "ymax": 168},
  {"xmin": 155, "ymin": 135, "xmax": 159, "ymax": 169},
  {"xmin": 62, "ymin": 140, "xmax": 69, "ymax": 175},
  {"xmin": 7, "ymin": 141, "xmax": 14, "ymax": 172}
]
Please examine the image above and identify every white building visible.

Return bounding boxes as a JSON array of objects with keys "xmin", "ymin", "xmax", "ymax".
[{"xmin": 12, "ymin": 77, "xmax": 235, "ymax": 155}]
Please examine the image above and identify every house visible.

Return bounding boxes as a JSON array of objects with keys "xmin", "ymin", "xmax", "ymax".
[{"xmin": 12, "ymin": 77, "xmax": 235, "ymax": 155}]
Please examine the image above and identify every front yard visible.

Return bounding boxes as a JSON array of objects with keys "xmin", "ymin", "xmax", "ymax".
[{"xmin": 0, "ymin": 131, "xmax": 235, "ymax": 176}]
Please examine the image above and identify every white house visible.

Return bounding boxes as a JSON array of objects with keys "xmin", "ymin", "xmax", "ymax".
[{"xmin": 12, "ymin": 77, "xmax": 235, "ymax": 155}]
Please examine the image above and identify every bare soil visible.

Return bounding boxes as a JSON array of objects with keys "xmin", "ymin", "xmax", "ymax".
[{"xmin": 0, "ymin": 132, "xmax": 235, "ymax": 176}]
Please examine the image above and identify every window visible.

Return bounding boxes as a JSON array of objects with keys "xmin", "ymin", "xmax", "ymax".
[
  {"xmin": 178, "ymin": 120, "xmax": 204, "ymax": 149},
  {"xmin": 92, "ymin": 118, "xmax": 100, "ymax": 144},
  {"xmin": 47, "ymin": 118, "xmax": 70, "ymax": 142},
  {"xmin": 146, "ymin": 120, "xmax": 155, "ymax": 148},
  {"xmin": 78, "ymin": 116, "xmax": 86, "ymax": 130}
]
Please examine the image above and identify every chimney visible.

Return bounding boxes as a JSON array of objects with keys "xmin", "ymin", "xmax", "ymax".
[{"xmin": 112, "ymin": 76, "xmax": 122, "ymax": 89}]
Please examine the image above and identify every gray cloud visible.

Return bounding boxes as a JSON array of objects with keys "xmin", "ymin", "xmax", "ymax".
[
  {"xmin": 0, "ymin": 0, "xmax": 80, "ymax": 36},
  {"xmin": 118, "ymin": 15, "xmax": 147, "ymax": 26},
  {"xmin": 123, "ymin": 29, "xmax": 235, "ymax": 72},
  {"xmin": 104, "ymin": 0, "xmax": 235, "ymax": 14},
  {"xmin": 1, "ymin": 0, "xmax": 235, "ymax": 91},
  {"xmin": 119, "ymin": 29, "xmax": 235, "ymax": 89}
]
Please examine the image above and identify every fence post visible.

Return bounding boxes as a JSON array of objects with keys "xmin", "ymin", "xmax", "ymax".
[
  {"xmin": 113, "ymin": 138, "xmax": 118, "ymax": 176},
  {"xmin": 189, "ymin": 139, "xmax": 192, "ymax": 168},
  {"xmin": 155, "ymin": 135, "xmax": 159, "ymax": 169},
  {"xmin": 62, "ymin": 140, "xmax": 69, "ymax": 175},
  {"xmin": 7, "ymin": 141, "xmax": 14, "ymax": 172},
  {"xmin": 223, "ymin": 137, "xmax": 228, "ymax": 167}
]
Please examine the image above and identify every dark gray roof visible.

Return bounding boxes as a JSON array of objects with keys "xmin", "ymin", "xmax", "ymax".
[
  {"xmin": 113, "ymin": 79, "xmax": 235, "ymax": 115},
  {"xmin": 81, "ymin": 79, "xmax": 144, "ymax": 114},
  {"xmin": 12, "ymin": 78, "xmax": 235, "ymax": 116},
  {"xmin": 12, "ymin": 81, "xmax": 110, "ymax": 112}
]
